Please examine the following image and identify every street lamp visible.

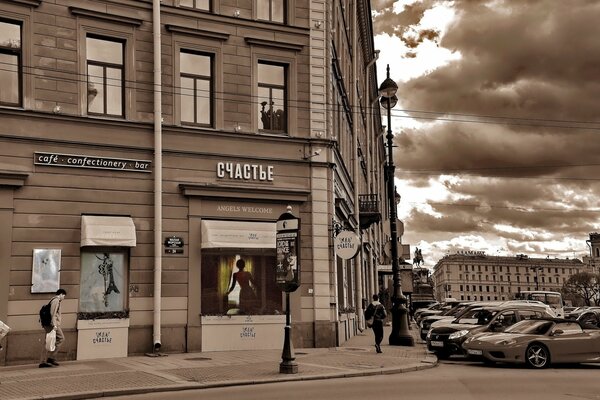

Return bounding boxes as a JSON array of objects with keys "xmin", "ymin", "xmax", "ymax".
[{"xmin": 379, "ymin": 65, "xmax": 414, "ymax": 346}]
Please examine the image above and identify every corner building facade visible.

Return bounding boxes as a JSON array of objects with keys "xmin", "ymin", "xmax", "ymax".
[{"xmin": 0, "ymin": 0, "xmax": 385, "ymax": 364}]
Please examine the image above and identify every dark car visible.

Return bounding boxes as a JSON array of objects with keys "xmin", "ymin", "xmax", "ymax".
[
  {"xmin": 419, "ymin": 301, "xmax": 507, "ymax": 340},
  {"xmin": 463, "ymin": 318, "xmax": 600, "ymax": 368},
  {"xmin": 426, "ymin": 303, "xmax": 555, "ymax": 359},
  {"xmin": 576, "ymin": 309, "xmax": 600, "ymax": 329}
]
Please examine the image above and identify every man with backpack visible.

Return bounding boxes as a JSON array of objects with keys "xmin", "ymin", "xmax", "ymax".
[
  {"xmin": 364, "ymin": 294, "xmax": 387, "ymax": 353},
  {"xmin": 39, "ymin": 288, "xmax": 66, "ymax": 368}
]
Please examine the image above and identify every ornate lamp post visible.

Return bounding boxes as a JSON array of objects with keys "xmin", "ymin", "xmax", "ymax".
[
  {"xmin": 276, "ymin": 206, "xmax": 301, "ymax": 373},
  {"xmin": 379, "ymin": 65, "xmax": 414, "ymax": 346}
]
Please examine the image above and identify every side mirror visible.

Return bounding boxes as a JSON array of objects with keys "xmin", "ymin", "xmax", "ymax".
[{"xmin": 551, "ymin": 329, "xmax": 564, "ymax": 336}]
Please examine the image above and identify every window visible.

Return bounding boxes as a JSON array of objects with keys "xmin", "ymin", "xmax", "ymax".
[
  {"xmin": 0, "ymin": 20, "xmax": 21, "ymax": 106},
  {"xmin": 258, "ymin": 62, "xmax": 286, "ymax": 133},
  {"xmin": 179, "ymin": 0, "xmax": 210, "ymax": 11},
  {"xmin": 460, "ymin": 285, "xmax": 463, "ymax": 291},
  {"xmin": 87, "ymin": 36, "xmax": 124, "ymax": 116},
  {"xmin": 79, "ymin": 250, "xmax": 128, "ymax": 313},
  {"xmin": 257, "ymin": 0, "xmax": 285, "ymax": 23},
  {"xmin": 180, "ymin": 51, "xmax": 212, "ymax": 126},
  {"xmin": 201, "ymin": 252, "xmax": 282, "ymax": 315}
]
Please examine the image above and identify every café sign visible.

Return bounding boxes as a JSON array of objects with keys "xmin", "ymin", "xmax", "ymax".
[
  {"xmin": 334, "ymin": 231, "xmax": 360, "ymax": 260},
  {"xmin": 216, "ymin": 162, "xmax": 273, "ymax": 181},
  {"xmin": 35, "ymin": 152, "xmax": 151, "ymax": 172}
]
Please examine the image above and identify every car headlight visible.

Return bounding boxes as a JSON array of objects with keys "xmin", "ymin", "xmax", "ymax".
[
  {"xmin": 448, "ymin": 330, "xmax": 469, "ymax": 340},
  {"xmin": 426, "ymin": 330, "xmax": 432, "ymax": 339},
  {"xmin": 497, "ymin": 339, "xmax": 516, "ymax": 346}
]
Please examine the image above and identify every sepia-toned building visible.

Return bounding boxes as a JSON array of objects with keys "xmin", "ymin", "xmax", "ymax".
[
  {"xmin": 432, "ymin": 252, "xmax": 588, "ymax": 302},
  {"xmin": 0, "ymin": 0, "xmax": 386, "ymax": 365}
]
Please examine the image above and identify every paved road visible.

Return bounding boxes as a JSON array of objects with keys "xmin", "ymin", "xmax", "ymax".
[{"xmin": 104, "ymin": 360, "xmax": 600, "ymax": 400}]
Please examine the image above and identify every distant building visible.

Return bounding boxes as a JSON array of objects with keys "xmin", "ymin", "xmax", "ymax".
[
  {"xmin": 583, "ymin": 232, "xmax": 600, "ymax": 274},
  {"xmin": 432, "ymin": 252, "xmax": 587, "ymax": 302}
]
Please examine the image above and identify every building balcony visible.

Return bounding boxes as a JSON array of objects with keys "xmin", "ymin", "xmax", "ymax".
[{"xmin": 358, "ymin": 194, "xmax": 381, "ymax": 229}]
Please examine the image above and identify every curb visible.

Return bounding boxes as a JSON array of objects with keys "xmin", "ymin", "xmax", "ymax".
[{"xmin": 36, "ymin": 357, "xmax": 438, "ymax": 400}]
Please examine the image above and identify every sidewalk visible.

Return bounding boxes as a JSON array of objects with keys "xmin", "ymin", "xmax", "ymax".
[{"xmin": 0, "ymin": 324, "xmax": 436, "ymax": 400}]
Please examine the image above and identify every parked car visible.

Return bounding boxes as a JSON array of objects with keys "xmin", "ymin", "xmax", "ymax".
[
  {"xmin": 576, "ymin": 309, "xmax": 600, "ymax": 329},
  {"xmin": 413, "ymin": 302, "xmax": 441, "ymax": 321},
  {"xmin": 419, "ymin": 302, "xmax": 473, "ymax": 340},
  {"xmin": 462, "ymin": 318, "xmax": 600, "ymax": 368},
  {"xmin": 426, "ymin": 303, "xmax": 555, "ymax": 359},
  {"xmin": 565, "ymin": 306, "xmax": 589, "ymax": 320},
  {"xmin": 416, "ymin": 300, "xmax": 460, "ymax": 325}
]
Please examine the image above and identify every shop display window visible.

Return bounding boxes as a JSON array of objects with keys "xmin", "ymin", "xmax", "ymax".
[
  {"xmin": 79, "ymin": 250, "xmax": 128, "ymax": 313},
  {"xmin": 201, "ymin": 251, "xmax": 281, "ymax": 315}
]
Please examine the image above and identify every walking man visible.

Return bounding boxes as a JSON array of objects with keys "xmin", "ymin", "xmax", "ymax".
[
  {"xmin": 365, "ymin": 294, "xmax": 387, "ymax": 353},
  {"xmin": 40, "ymin": 288, "xmax": 66, "ymax": 368}
]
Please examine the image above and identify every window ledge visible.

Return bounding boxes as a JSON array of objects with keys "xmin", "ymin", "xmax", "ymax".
[
  {"xmin": 166, "ymin": 24, "xmax": 229, "ymax": 41},
  {"xmin": 0, "ymin": 171, "xmax": 28, "ymax": 187},
  {"xmin": 244, "ymin": 37, "xmax": 304, "ymax": 52},
  {"xmin": 4, "ymin": 0, "xmax": 42, "ymax": 7},
  {"xmin": 69, "ymin": 6, "xmax": 143, "ymax": 26}
]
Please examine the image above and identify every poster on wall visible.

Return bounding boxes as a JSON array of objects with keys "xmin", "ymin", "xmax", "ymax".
[
  {"xmin": 79, "ymin": 252, "xmax": 126, "ymax": 313},
  {"xmin": 31, "ymin": 249, "xmax": 61, "ymax": 293}
]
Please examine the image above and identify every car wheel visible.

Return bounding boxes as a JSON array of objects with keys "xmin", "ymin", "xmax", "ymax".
[{"xmin": 525, "ymin": 343, "xmax": 550, "ymax": 368}]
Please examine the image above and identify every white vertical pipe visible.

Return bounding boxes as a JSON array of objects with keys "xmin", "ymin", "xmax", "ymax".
[
  {"xmin": 352, "ymin": 0, "xmax": 364, "ymax": 331},
  {"xmin": 152, "ymin": 0, "xmax": 163, "ymax": 350}
]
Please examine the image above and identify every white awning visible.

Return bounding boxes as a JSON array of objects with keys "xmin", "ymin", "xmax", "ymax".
[
  {"xmin": 81, "ymin": 216, "xmax": 137, "ymax": 247},
  {"xmin": 201, "ymin": 220, "xmax": 275, "ymax": 249}
]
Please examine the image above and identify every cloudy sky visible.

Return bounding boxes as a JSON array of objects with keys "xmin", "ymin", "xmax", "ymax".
[{"xmin": 371, "ymin": 0, "xmax": 600, "ymax": 267}]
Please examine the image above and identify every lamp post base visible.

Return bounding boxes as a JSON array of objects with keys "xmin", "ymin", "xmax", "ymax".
[
  {"xmin": 388, "ymin": 302, "xmax": 415, "ymax": 346},
  {"xmin": 279, "ymin": 325, "xmax": 298, "ymax": 374}
]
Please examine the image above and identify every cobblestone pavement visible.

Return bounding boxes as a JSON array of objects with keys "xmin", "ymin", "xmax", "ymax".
[{"xmin": 0, "ymin": 324, "xmax": 436, "ymax": 400}]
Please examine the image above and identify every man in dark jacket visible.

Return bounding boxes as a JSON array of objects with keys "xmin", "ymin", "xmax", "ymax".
[
  {"xmin": 365, "ymin": 294, "xmax": 387, "ymax": 353},
  {"xmin": 39, "ymin": 288, "xmax": 66, "ymax": 368}
]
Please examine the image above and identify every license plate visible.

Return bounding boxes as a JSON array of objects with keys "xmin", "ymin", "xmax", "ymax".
[
  {"xmin": 430, "ymin": 340, "xmax": 444, "ymax": 347},
  {"xmin": 467, "ymin": 349, "xmax": 482, "ymax": 356}
]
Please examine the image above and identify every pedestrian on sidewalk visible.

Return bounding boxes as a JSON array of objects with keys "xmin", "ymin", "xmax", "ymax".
[
  {"xmin": 39, "ymin": 288, "xmax": 66, "ymax": 368},
  {"xmin": 365, "ymin": 294, "xmax": 387, "ymax": 353}
]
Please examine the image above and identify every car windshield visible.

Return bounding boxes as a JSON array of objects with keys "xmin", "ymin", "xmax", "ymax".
[
  {"xmin": 504, "ymin": 320, "xmax": 553, "ymax": 335},
  {"xmin": 456, "ymin": 308, "xmax": 497, "ymax": 325}
]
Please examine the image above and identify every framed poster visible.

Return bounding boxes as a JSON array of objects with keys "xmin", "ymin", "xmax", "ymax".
[
  {"xmin": 31, "ymin": 249, "xmax": 61, "ymax": 293},
  {"xmin": 79, "ymin": 252, "xmax": 126, "ymax": 313}
]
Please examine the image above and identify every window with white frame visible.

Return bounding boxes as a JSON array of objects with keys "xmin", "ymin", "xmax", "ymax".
[
  {"xmin": 86, "ymin": 36, "xmax": 124, "ymax": 117},
  {"xmin": 180, "ymin": 50, "xmax": 213, "ymax": 126},
  {"xmin": 0, "ymin": 19, "xmax": 21, "ymax": 107}
]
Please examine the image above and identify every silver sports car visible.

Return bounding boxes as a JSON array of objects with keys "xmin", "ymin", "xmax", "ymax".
[{"xmin": 462, "ymin": 318, "xmax": 600, "ymax": 368}]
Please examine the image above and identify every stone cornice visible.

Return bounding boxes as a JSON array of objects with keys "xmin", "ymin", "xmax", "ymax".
[
  {"xmin": 69, "ymin": 6, "xmax": 143, "ymax": 26},
  {"xmin": 4, "ymin": 0, "xmax": 42, "ymax": 7},
  {"xmin": 166, "ymin": 25, "xmax": 229, "ymax": 41},
  {"xmin": 244, "ymin": 37, "xmax": 304, "ymax": 52},
  {"xmin": 0, "ymin": 171, "xmax": 28, "ymax": 187}
]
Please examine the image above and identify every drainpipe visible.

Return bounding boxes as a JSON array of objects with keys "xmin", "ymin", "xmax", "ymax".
[
  {"xmin": 352, "ymin": 0, "xmax": 365, "ymax": 332},
  {"xmin": 152, "ymin": 0, "xmax": 163, "ymax": 353},
  {"xmin": 365, "ymin": 49, "xmax": 379, "ymax": 299}
]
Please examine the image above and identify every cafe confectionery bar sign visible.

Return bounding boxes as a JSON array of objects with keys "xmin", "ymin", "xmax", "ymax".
[{"xmin": 35, "ymin": 152, "xmax": 152, "ymax": 173}]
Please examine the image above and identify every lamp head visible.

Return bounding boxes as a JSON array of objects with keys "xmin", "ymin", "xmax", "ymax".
[
  {"xmin": 380, "ymin": 94, "xmax": 398, "ymax": 109},
  {"xmin": 378, "ymin": 77, "xmax": 398, "ymax": 98}
]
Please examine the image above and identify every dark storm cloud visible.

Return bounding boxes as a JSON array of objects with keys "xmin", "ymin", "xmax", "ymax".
[
  {"xmin": 381, "ymin": 0, "xmax": 600, "ymax": 261},
  {"xmin": 398, "ymin": 0, "xmax": 600, "ymax": 122}
]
